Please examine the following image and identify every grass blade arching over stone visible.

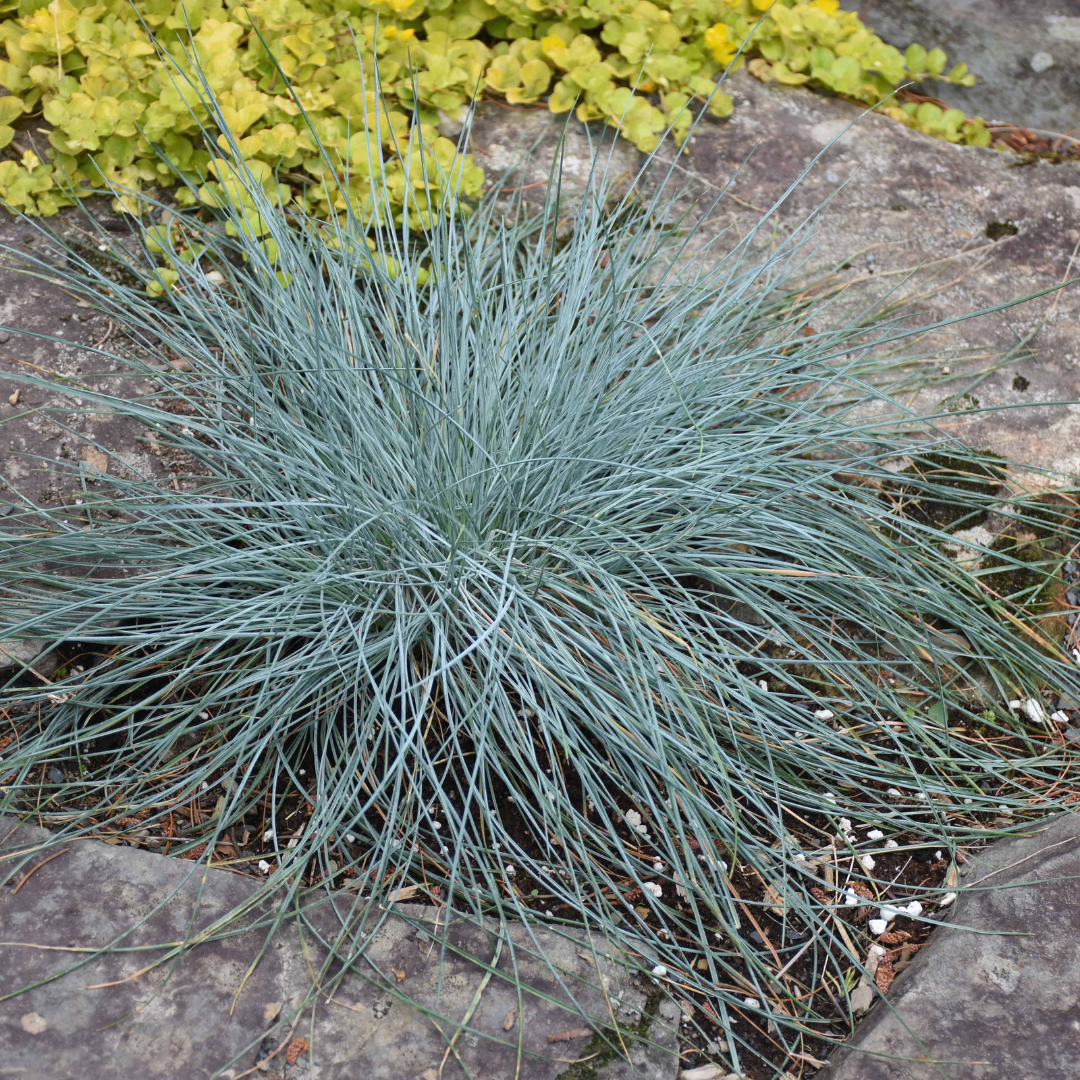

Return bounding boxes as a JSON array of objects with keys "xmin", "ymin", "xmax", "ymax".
[{"xmin": 2, "ymin": 139, "xmax": 1080, "ymax": 1076}]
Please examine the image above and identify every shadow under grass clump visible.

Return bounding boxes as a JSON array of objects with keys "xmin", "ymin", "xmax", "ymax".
[
  {"xmin": 5, "ymin": 126, "xmax": 1080, "ymax": 1080},
  {"xmin": 895, "ymin": 449, "xmax": 1007, "ymax": 529},
  {"xmin": 980, "ymin": 531, "xmax": 1062, "ymax": 613}
]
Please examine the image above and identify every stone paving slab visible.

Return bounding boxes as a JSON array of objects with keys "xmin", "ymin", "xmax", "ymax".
[
  {"xmin": 0, "ymin": 818, "xmax": 678, "ymax": 1080},
  {"xmin": 825, "ymin": 812, "xmax": 1080, "ymax": 1080},
  {"xmin": 470, "ymin": 70, "xmax": 1080, "ymax": 487}
]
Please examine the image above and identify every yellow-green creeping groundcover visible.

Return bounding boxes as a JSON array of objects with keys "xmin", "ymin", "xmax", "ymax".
[{"xmin": 0, "ymin": 0, "xmax": 984, "ymax": 218}]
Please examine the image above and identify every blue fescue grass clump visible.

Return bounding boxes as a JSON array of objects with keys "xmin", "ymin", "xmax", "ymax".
[{"xmin": 2, "ymin": 135, "xmax": 1080, "ymax": 1075}]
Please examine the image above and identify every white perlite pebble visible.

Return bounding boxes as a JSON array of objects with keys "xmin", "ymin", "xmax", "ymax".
[
  {"xmin": 885, "ymin": 839, "xmax": 899, "ymax": 849},
  {"xmin": 844, "ymin": 889, "xmax": 860, "ymax": 907},
  {"xmin": 879, "ymin": 905, "xmax": 901, "ymax": 921},
  {"xmin": 814, "ymin": 709, "xmax": 834, "ymax": 721},
  {"xmin": 651, "ymin": 964, "xmax": 668, "ymax": 977},
  {"xmin": 743, "ymin": 996, "xmax": 760, "ymax": 1008},
  {"xmin": 258, "ymin": 859, "xmax": 271, "ymax": 874},
  {"xmin": 1023, "ymin": 699, "xmax": 1047, "ymax": 725},
  {"xmin": 939, "ymin": 892, "xmax": 957, "ymax": 908},
  {"xmin": 861, "ymin": 855, "xmax": 876, "ymax": 871},
  {"xmin": 867, "ymin": 829, "xmax": 884, "ymax": 841},
  {"xmin": 1031, "ymin": 51, "xmax": 1055, "ymax": 72},
  {"xmin": 868, "ymin": 918, "xmax": 888, "ymax": 935},
  {"xmin": 644, "ymin": 882, "xmax": 663, "ymax": 898}
]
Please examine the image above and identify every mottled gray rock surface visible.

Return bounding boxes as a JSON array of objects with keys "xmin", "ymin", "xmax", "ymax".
[
  {"xmin": 0, "ymin": 818, "xmax": 678, "ymax": 1080},
  {"xmin": 867, "ymin": 0, "xmax": 1080, "ymax": 135},
  {"xmin": 0, "ymin": 207, "xmax": 167, "ymax": 513},
  {"xmin": 469, "ymin": 70, "xmax": 1080, "ymax": 485},
  {"xmin": 825, "ymin": 812, "xmax": 1080, "ymax": 1080}
]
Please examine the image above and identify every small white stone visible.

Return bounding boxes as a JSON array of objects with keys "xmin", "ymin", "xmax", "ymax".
[
  {"xmin": 1051, "ymin": 711, "xmax": 1070, "ymax": 725},
  {"xmin": 879, "ymin": 905, "xmax": 901, "ymax": 921},
  {"xmin": 743, "ymin": 996, "xmax": 760, "ymax": 1008},
  {"xmin": 1008, "ymin": 700, "xmax": 1022, "ymax": 710},
  {"xmin": 1031, "ymin": 51, "xmax": 1055, "ymax": 72},
  {"xmin": 345, "ymin": 834, "xmax": 356, "ymax": 844},
  {"xmin": 643, "ymin": 881, "xmax": 663, "ymax": 898},
  {"xmin": 885, "ymin": 839, "xmax": 899, "ymax": 849},
  {"xmin": 867, "ymin": 829, "xmax": 885, "ymax": 841},
  {"xmin": 887, "ymin": 788, "xmax": 902, "ymax": 797},
  {"xmin": 653, "ymin": 862, "xmax": 664, "ymax": 872},
  {"xmin": 258, "ymin": 859, "xmax": 271, "ymax": 874},
  {"xmin": 844, "ymin": 889, "xmax": 860, "ymax": 907},
  {"xmin": 298, "ymin": 769, "xmax": 306, "ymax": 776},
  {"xmin": 505, "ymin": 865, "xmax": 516, "ymax": 876},
  {"xmin": 839, "ymin": 818, "xmax": 853, "ymax": 833},
  {"xmin": 868, "ymin": 918, "xmax": 887, "ymax": 935},
  {"xmin": 814, "ymin": 709, "xmax": 834, "ymax": 720},
  {"xmin": 906, "ymin": 901, "xmax": 924, "ymax": 917},
  {"xmin": 861, "ymin": 855, "xmax": 876, "ymax": 871},
  {"xmin": 432, "ymin": 821, "xmax": 442, "ymax": 830},
  {"xmin": 938, "ymin": 892, "xmax": 957, "ymax": 908},
  {"xmin": 823, "ymin": 793, "xmax": 836, "ymax": 803},
  {"xmin": 205, "ymin": 270, "xmax": 226, "ymax": 285},
  {"xmin": 963, "ymin": 798, "xmax": 973, "ymax": 805},
  {"xmin": 197, "ymin": 711, "xmax": 209, "ymax": 720},
  {"xmin": 1023, "ymin": 699, "xmax": 1047, "ymax": 725},
  {"xmin": 869, "ymin": 944, "xmax": 886, "ymax": 957},
  {"xmin": 759, "ymin": 679, "xmax": 768, "ymax": 691},
  {"xmin": 651, "ymin": 964, "xmax": 668, "ymax": 977}
]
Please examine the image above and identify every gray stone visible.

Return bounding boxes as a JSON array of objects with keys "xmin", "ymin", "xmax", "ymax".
[
  {"xmin": 0, "ymin": 638, "xmax": 55, "ymax": 676},
  {"xmin": 863, "ymin": 0, "xmax": 1080, "ymax": 136},
  {"xmin": 825, "ymin": 812, "xmax": 1080, "ymax": 1080},
  {"xmin": 469, "ymin": 71, "xmax": 1080, "ymax": 485},
  {"xmin": 0, "ymin": 818, "xmax": 678, "ymax": 1080},
  {"xmin": 0, "ymin": 207, "xmax": 168, "ymax": 514}
]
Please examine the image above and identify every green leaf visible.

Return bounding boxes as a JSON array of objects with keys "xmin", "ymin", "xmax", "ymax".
[{"xmin": 0, "ymin": 95, "xmax": 22, "ymax": 125}]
